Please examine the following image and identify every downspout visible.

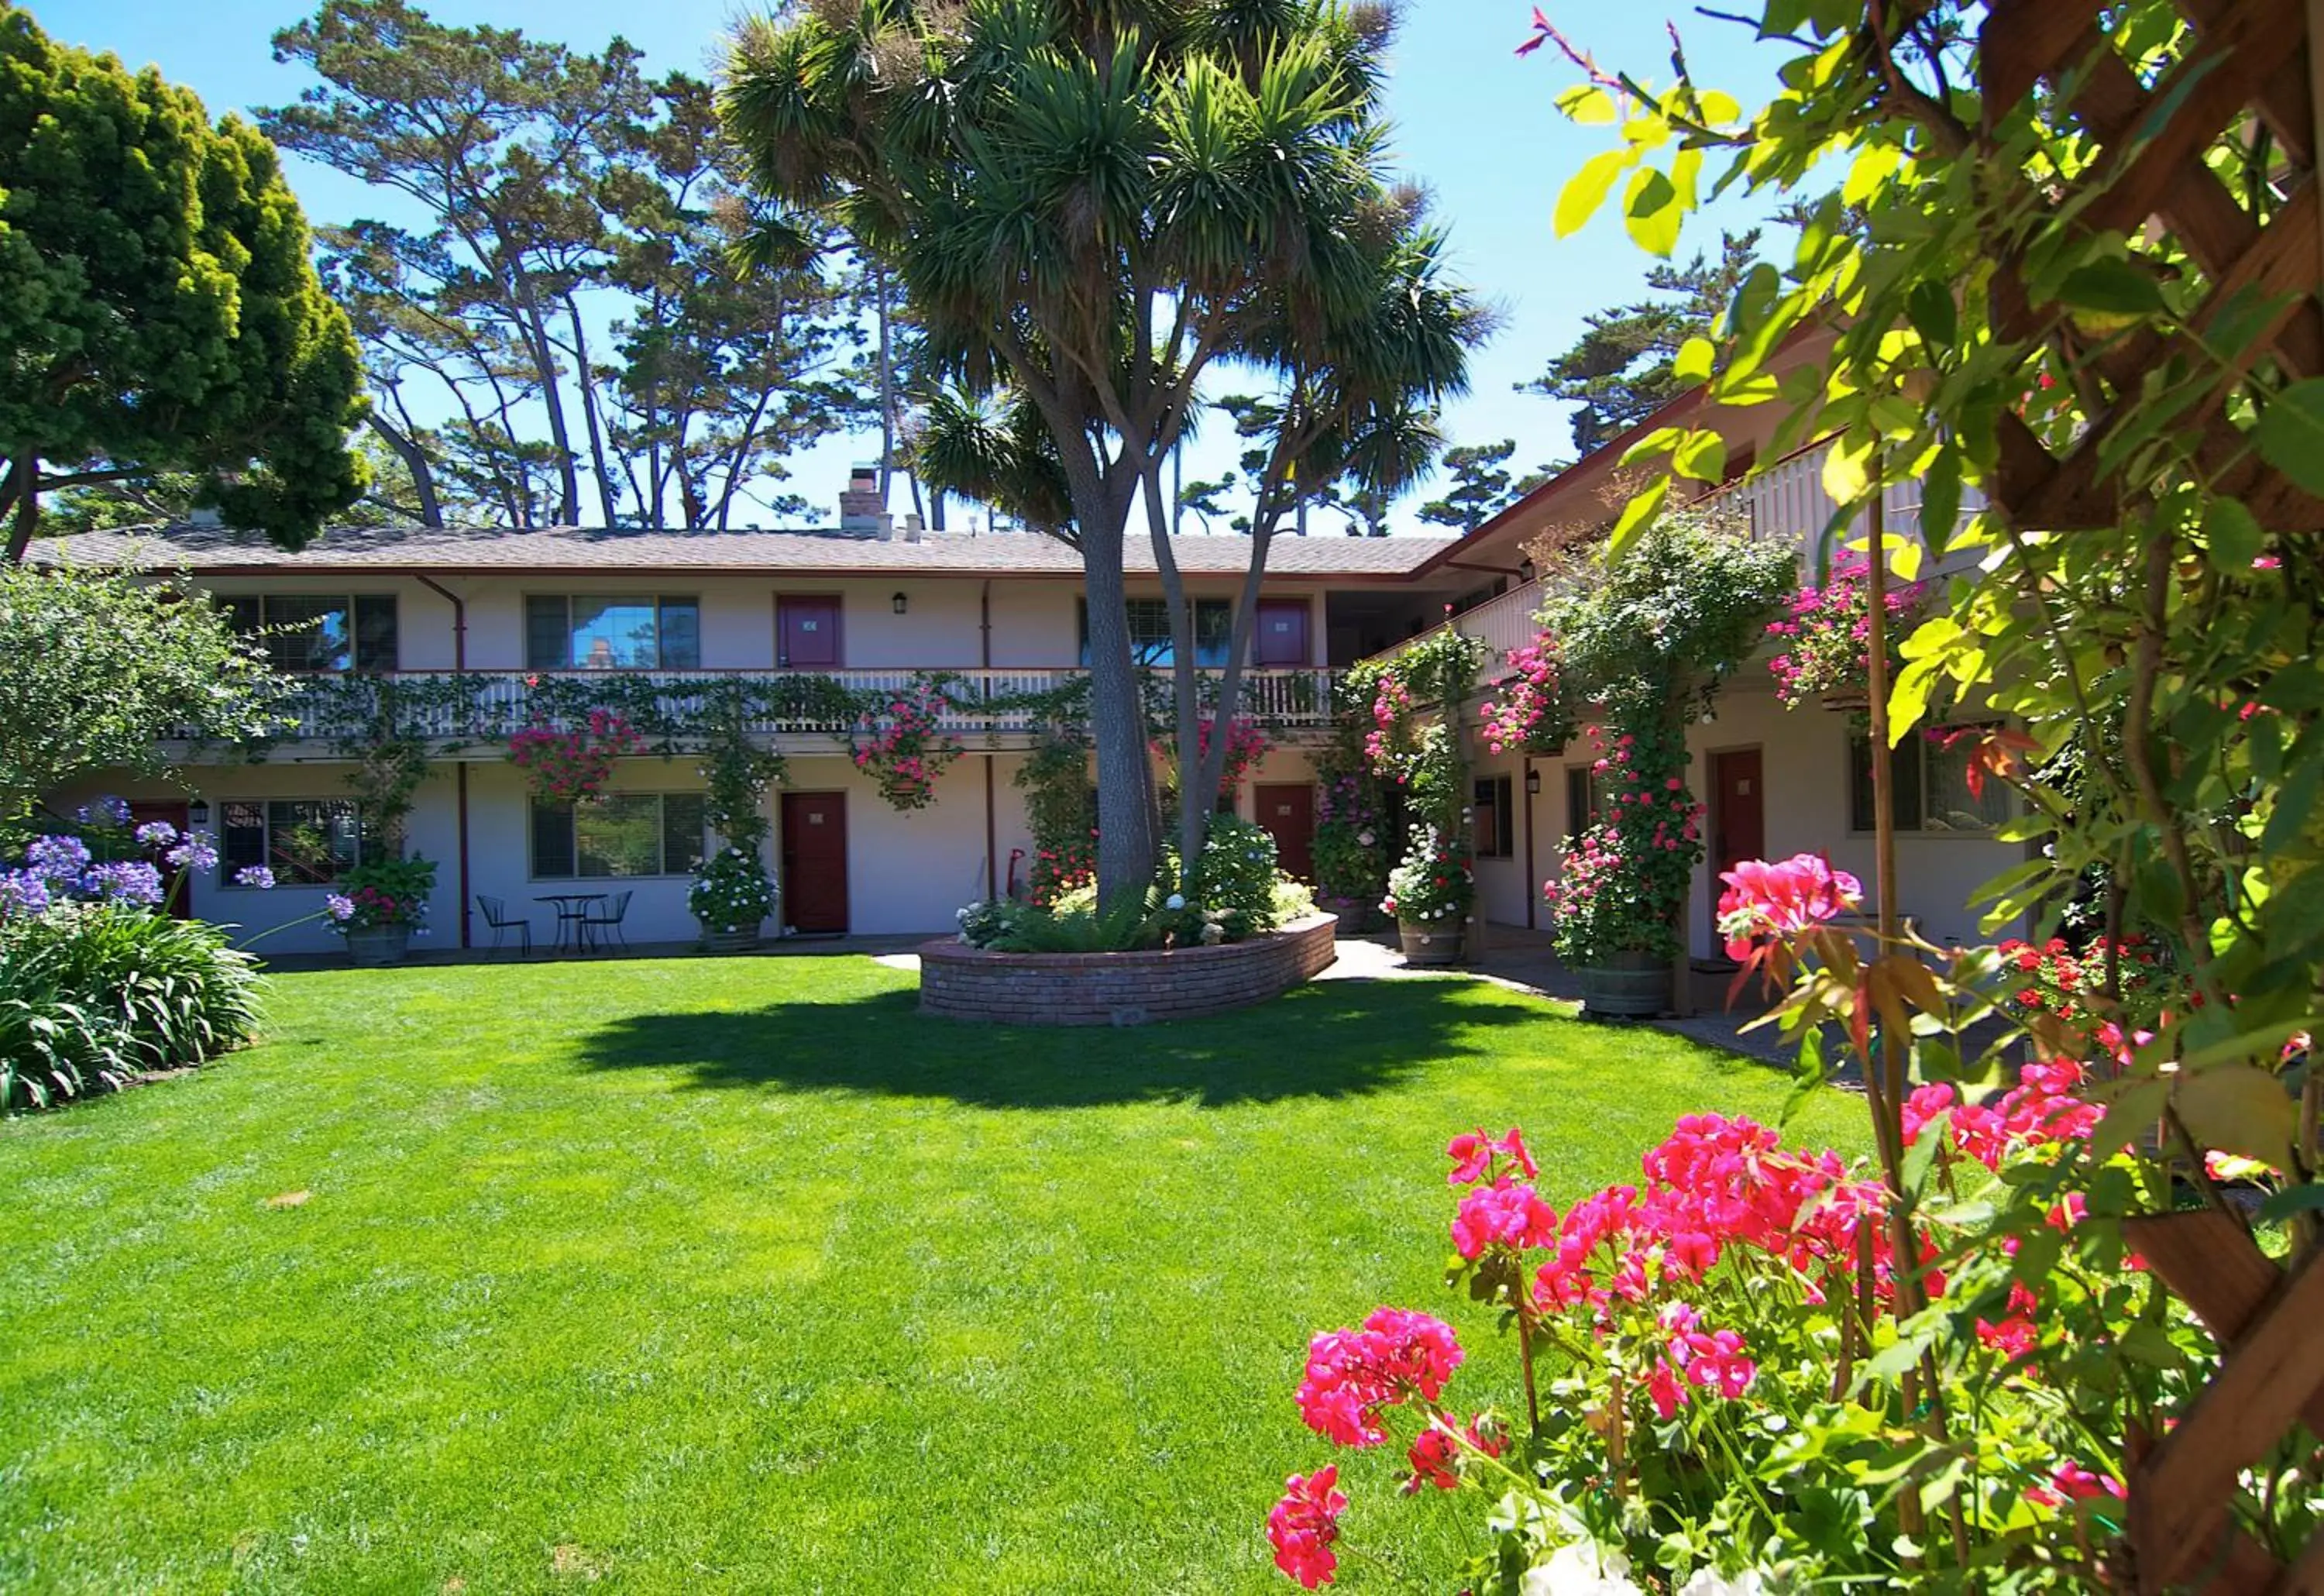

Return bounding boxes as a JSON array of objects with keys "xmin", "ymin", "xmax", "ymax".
[
  {"xmin": 414, "ymin": 573, "xmax": 472, "ymax": 951},
  {"xmin": 982, "ymin": 579, "xmax": 997, "ymax": 903},
  {"xmin": 1523, "ymin": 756, "xmax": 1537, "ymax": 931}
]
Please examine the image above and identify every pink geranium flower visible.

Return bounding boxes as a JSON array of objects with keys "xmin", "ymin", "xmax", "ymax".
[
  {"xmin": 1716, "ymin": 852, "xmax": 1864, "ymax": 960},
  {"xmin": 1266, "ymin": 1465, "xmax": 1347, "ymax": 1588}
]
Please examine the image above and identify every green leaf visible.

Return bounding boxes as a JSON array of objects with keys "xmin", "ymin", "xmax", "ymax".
[
  {"xmin": 1622, "ymin": 166, "xmax": 1682, "ymax": 258},
  {"xmin": 1556, "ymin": 84, "xmax": 1618, "ymax": 125},
  {"xmin": 2254, "ymin": 380, "xmax": 2324, "ymax": 495},
  {"xmin": 2055, "ymin": 257, "xmax": 2167, "ymax": 318},
  {"xmin": 2258, "ymin": 1184, "xmax": 2324, "ymax": 1225},
  {"xmin": 1822, "ymin": 434, "xmax": 1872, "ymax": 503},
  {"xmin": 1606, "ymin": 476, "xmax": 1670, "ymax": 560},
  {"xmin": 1918, "ymin": 449, "xmax": 1961, "ymax": 558},
  {"xmin": 2175, "ymin": 1065, "xmax": 2297, "ymax": 1166},
  {"xmin": 1555, "ymin": 150, "xmax": 1630, "ymax": 239},
  {"xmin": 1672, "ymin": 428, "xmax": 1727, "ymax": 484},
  {"xmin": 1905, "ymin": 281, "xmax": 1957, "ymax": 350},
  {"xmin": 2205, "ymin": 497, "xmax": 2264, "ymax": 569},
  {"xmin": 1673, "ymin": 335, "xmax": 1716, "ymax": 386}
]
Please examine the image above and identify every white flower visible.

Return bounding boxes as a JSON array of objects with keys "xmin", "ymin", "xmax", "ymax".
[
  {"xmin": 1676, "ymin": 1571, "xmax": 1769, "ymax": 1596},
  {"xmin": 1165, "ymin": 893, "xmax": 1186, "ymax": 910},
  {"xmin": 1356, "ymin": 830, "xmax": 1375, "ymax": 848},
  {"xmin": 1521, "ymin": 1543, "xmax": 1642, "ymax": 1596}
]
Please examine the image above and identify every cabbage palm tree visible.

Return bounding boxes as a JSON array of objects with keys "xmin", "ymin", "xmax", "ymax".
[{"xmin": 723, "ymin": 0, "xmax": 1476, "ymax": 906}]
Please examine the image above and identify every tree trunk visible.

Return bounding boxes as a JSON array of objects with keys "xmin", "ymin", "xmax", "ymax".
[
  {"xmin": 515, "ymin": 291, "xmax": 581, "ymax": 524},
  {"xmin": 562, "ymin": 295, "xmax": 623, "ymax": 528},
  {"xmin": 875, "ymin": 261, "xmax": 897, "ymax": 499},
  {"xmin": 1076, "ymin": 483, "xmax": 1159, "ymax": 913},
  {"xmin": 365, "ymin": 414, "xmax": 444, "ymax": 529},
  {"xmin": 5, "ymin": 451, "xmax": 37, "ymax": 563},
  {"xmin": 1145, "ymin": 463, "xmax": 1207, "ymax": 883}
]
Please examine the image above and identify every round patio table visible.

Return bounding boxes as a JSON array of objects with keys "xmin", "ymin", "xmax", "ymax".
[{"xmin": 535, "ymin": 893, "xmax": 609, "ymax": 954}]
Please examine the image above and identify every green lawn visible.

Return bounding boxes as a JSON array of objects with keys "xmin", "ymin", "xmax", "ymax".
[{"xmin": 0, "ymin": 955, "xmax": 1862, "ymax": 1594}]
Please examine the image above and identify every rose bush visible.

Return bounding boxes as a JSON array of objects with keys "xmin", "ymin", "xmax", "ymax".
[
  {"xmin": 507, "ymin": 709, "xmax": 645, "ymax": 803},
  {"xmin": 850, "ymin": 676, "xmax": 964, "ymax": 810}
]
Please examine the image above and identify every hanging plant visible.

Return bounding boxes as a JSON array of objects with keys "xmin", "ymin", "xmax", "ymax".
[
  {"xmin": 507, "ymin": 709, "xmax": 645, "ymax": 803},
  {"xmin": 1155, "ymin": 713, "xmax": 1272, "ymax": 801},
  {"xmin": 1479, "ymin": 637, "xmax": 1575, "ymax": 757},
  {"xmin": 1765, "ymin": 555, "xmax": 1930, "ymax": 710},
  {"xmin": 849, "ymin": 676, "xmax": 964, "ymax": 810}
]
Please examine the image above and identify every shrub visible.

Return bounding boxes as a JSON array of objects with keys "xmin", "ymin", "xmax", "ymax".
[
  {"xmin": 985, "ymin": 891, "xmax": 1156, "ymax": 954},
  {"xmin": 1271, "ymin": 875, "xmax": 1315, "ymax": 924},
  {"xmin": 324, "ymin": 858, "xmax": 437, "ymax": 934},
  {"xmin": 1187, "ymin": 815, "xmax": 1283, "ymax": 941},
  {"xmin": 688, "ymin": 847, "xmax": 776, "ymax": 933},
  {"xmin": 2, "ymin": 903, "xmax": 262, "ymax": 1111},
  {"xmin": 954, "ymin": 897, "xmax": 1023, "ymax": 948}
]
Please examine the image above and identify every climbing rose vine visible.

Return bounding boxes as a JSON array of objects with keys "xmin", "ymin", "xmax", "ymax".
[
  {"xmin": 1479, "ymin": 638, "xmax": 1573, "ymax": 758},
  {"xmin": 1764, "ymin": 556, "xmax": 1928, "ymax": 710},
  {"xmin": 507, "ymin": 710, "xmax": 644, "ymax": 803},
  {"xmin": 850, "ymin": 677, "xmax": 963, "ymax": 810}
]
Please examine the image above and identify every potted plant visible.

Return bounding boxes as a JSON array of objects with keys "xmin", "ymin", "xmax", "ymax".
[
  {"xmin": 1764, "ymin": 554, "xmax": 1929, "ymax": 713},
  {"xmin": 325, "ymin": 858, "xmax": 436, "ymax": 967},
  {"xmin": 689, "ymin": 846, "xmax": 777, "ymax": 951},
  {"xmin": 1384, "ymin": 824, "xmax": 1471, "ymax": 967},
  {"xmin": 1312, "ymin": 769, "xmax": 1390, "ymax": 932}
]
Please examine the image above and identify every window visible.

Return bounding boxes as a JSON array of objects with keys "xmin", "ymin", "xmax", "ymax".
[
  {"xmin": 1078, "ymin": 598, "xmax": 1232, "ymax": 667},
  {"xmin": 531, "ymin": 793, "xmax": 707, "ymax": 879},
  {"xmin": 221, "ymin": 799, "xmax": 363, "ymax": 884},
  {"xmin": 1473, "ymin": 776, "xmax": 1514, "ymax": 859},
  {"xmin": 222, "ymin": 594, "xmax": 397, "ymax": 672},
  {"xmin": 1563, "ymin": 766, "xmax": 1604, "ymax": 834},
  {"xmin": 1849, "ymin": 725, "xmax": 2013, "ymax": 833},
  {"xmin": 525, "ymin": 596, "xmax": 700, "ymax": 670}
]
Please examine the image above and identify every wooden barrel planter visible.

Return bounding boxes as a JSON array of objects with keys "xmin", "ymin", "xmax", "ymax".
[
  {"xmin": 920, "ymin": 912, "xmax": 1339, "ymax": 1026},
  {"xmin": 697, "ymin": 920, "xmax": 764, "ymax": 954},
  {"xmin": 1577, "ymin": 950, "xmax": 1669, "ymax": 1018},
  {"xmin": 344, "ymin": 926, "xmax": 411, "ymax": 968},
  {"xmin": 1397, "ymin": 917, "xmax": 1465, "ymax": 967}
]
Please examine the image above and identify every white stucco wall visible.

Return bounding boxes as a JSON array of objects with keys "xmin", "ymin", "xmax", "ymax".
[{"xmin": 1511, "ymin": 683, "xmax": 2030, "ymax": 957}]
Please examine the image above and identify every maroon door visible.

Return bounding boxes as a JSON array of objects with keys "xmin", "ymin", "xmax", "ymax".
[
  {"xmin": 1253, "ymin": 598, "xmax": 1311, "ymax": 667},
  {"xmin": 128, "ymin": 800, "xmax": 194, "ymax": 919},
  {"xmin": 777, "ymin": 595, "xmax": 843, "ymax": 669},
  {"xmin": 1254, "ymin": 783, "xmax": 1317, "ymax": 882},
  {"xmin": 1710, "ymin": 748, "xmax": 1765, "ymax": 946},
  {"xmin": 780, "ymin": 792, "xmax": 849, "ymax": 933}
]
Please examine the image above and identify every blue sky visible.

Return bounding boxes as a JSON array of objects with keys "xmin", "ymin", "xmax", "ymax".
[{"xmin": 50, "ymin": 0, "xmax": 1792, "ymax": 533}]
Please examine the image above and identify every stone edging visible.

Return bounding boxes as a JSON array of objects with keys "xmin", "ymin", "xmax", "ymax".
[{"xmin": 918, "ymin": 912, "xmax": 1339, "ymax": 1026}]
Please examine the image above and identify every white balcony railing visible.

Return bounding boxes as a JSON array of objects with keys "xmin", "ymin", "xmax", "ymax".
[
  {"xmin": 1704, "ymin": 437, "xmax": 1986, "ymax": 560},
  {"xmin": 1355, "ymin": 577, "xmax": 1546, "ymax": 676},
  {"xmin": 198, "ymin": 666, "xmax": 1344, "ymax": 745}
]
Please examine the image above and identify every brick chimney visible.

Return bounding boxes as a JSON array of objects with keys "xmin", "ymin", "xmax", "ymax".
[{"xmin": 838, "ymin": 463, "xmax": 892, "ymax": 539}]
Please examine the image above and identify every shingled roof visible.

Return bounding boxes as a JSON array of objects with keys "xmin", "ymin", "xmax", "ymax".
[{"xmin": 30, "ymin": 523, "xmax": 1458, "ymax": 579}]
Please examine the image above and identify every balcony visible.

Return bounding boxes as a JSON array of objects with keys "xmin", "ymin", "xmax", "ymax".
[{"xmin": 174, "ymin": 666, "xmax": 1345, "ymax": 756}]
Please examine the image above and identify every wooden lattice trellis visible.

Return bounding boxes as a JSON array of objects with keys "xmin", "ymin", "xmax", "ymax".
[
  {"xmin": 1978, "ymin": 0, "xmax": 2324, "ymax": 531},
  {"xmin": 1968, "ymin": 3, "xmax": 2324, "ymax": 1589}
]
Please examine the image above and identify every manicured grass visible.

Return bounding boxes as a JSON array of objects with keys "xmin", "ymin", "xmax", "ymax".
[{"xmin": 0, "ymin": 956, "xmax": 1864, "ymax": 1593}]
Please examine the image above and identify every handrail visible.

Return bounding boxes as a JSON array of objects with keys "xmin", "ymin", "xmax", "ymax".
[{"xmin": 171, "ymin": 666, "xmax": 1344, "ymax": 741}]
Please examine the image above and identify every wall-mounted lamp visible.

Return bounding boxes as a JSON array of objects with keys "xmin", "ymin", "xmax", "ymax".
[
  {"xmin": 1525, "ymin": 769, "xmax": 1541, "ymax": 796},
  {"xmin": 187, "ymin": 797, "xmax": 211, "ymax": 827},
  {"xmin": 892, "ymin": 591, "xmax": 909, "ymax": 615}
]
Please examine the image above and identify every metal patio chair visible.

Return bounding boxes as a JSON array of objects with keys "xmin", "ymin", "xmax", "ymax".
[
  {"xmin": 476, "ymin": 895, "xmax": 532, "ymax": 957},
  {"xmin": 579, "ymin": 889, "xmax": 634, "ymax": 951}
]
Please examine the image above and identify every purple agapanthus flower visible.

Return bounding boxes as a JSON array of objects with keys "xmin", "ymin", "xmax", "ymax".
[
  {"xmin": 24, "ymin": 834, "xmax": 93, "ymax": 882},
  {"xmin": 323, "ymin": 893, "xmax": 355, "ymax": 922},
  {"xmin": 75, "ymin": 796, "xmax": 133, "ymax": 829},
  {"xmin": 81, "ymin": 859, "xmax": 165, "ymax": 906},
  {"xmin": 234, "ymin": 865, "xmax": 277, "ymax": 890},
  {"xmin": 136, "ymin": 820, "xmax": 180, "ymax": 848},
  {"xmin": 165, "ymin": 830, "xmax": 219, "ymax": 873},
  {"xmin": 0, "ymin": 870, "xmax": 53, "ymax": 917}
]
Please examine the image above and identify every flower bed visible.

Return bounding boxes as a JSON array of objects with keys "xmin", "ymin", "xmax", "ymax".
[{"xmin": 919, "ymin": 911, "xmax": 1338, "ymax": 1026}]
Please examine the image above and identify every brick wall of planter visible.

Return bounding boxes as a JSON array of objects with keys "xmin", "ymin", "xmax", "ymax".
[{"xmin": 919, "ymin": 911, "xmax": 1339, "ymax": 1026}]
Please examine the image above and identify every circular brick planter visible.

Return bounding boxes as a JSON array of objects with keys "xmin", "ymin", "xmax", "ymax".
[{"xmin": 919, "ymin": 911, "xmax": 1339, "ymax": 1026}]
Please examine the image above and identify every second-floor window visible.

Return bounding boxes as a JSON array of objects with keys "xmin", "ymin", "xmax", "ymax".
[
  {"xmin": 220, "ymin": 799, "xmax": 364, "ymax": 885},
  {"xmin": 1079, "ymin": 598, "xmax": 1232, "ymax": 667},
  {"xmin": 222, "ymin": 594, "xmax": 397, "ymax": 672},
  {"xmin": 526, "ymin": 596, "xmax": 700, "ymax": 671}
]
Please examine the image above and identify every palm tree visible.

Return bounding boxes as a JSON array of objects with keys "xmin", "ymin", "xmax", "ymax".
[{"xmin": 723, "ymin": 0, "xmax": 1477, "ymax": 906}]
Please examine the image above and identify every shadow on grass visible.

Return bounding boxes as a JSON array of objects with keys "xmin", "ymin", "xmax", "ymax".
[{"xmin": 574, "ymin": 975, "xmax": 1528, "ymax": 1109}]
